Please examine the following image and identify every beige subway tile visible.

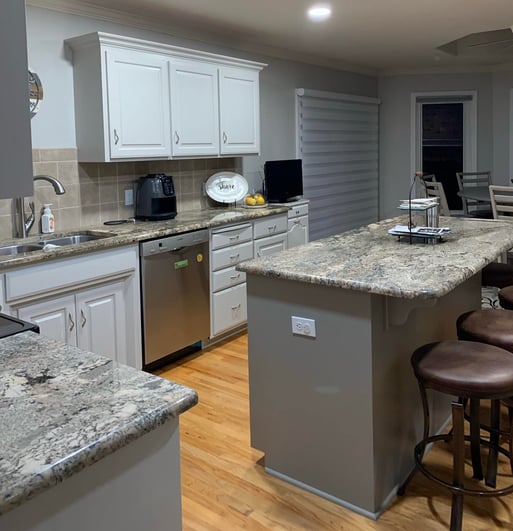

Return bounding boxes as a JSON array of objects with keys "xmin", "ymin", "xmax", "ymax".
[
  {"xmin": 116, "ymin": 161, "xmax": 135, "ymax": 178},
  {"xmin": 80, "ymin": 204, "xmax": 101, "ymax": 228},
  {"xmin": 0, "ymin": 215, "xmax": 13, "ymax": 241},
  {"xmin": 54, "ymin": 207, "xmax": 81, "ymax": 232},
  {"xmin": 57, "ymin": 161, "xmax": 79, "ymax": 185},
  {"xmin": 100, "ymin": 203, "xmax": 120, "ymax": 223},
  {"xmin": 99, "ymin": 179, "xmax": 118, "ymax": 203},
  {"xmin": 80, "ymin": 181, "xmax": 100, "ymax": 205},
  {"xmin": 0, "ymin": 199, "xmax": 12, "ymax": 216},
  {"xmin": 98, "ymin": 163, "xmax": 117, "ymax": 179},
  {"xmin": 148, "ymin": 160, "xmax": 169, "ymax": 174},
  {"xmin": 33, "ymin": 161, "xmax": 58, "ymax": 178},
  {"xmin": 133, "ymin": 161, "xmax": 150, "ymax": 176},
  {"xmin": 39, "ymin": 148, "xmax": 77, "ymax": 162},
  {"xmin": 57, "ymin": 183, "xmax": 80, "ymax": 208},
  {"xmin": 178, "ymin": 159, "xmax": 194, "ymax": 172},
  {"xmin": 32, "ymin": 149, "xmax": 41, "ymax": 163},
  {"xmin": 78, "ymin": 163, "xmax": 99, "ymax": 184},
  {"xmin": 118, "ymin": 204, "xmax": 135, "ymax": 219},
  {"xmin": 180, "ymin": 172, "xmax": 194, "ymax": 194}
]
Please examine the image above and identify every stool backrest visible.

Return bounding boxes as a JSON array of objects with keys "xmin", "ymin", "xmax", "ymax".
[
  {"xmin": 489, "ymin": 185, "xmax": 513, "ymax": 220},
  {"xmin": 422, "ymin": 179, "xmax": 450, "ymax": 216}
]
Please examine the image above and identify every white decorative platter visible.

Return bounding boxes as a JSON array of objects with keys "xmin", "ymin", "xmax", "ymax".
[
  {"xmin": 241, "ymin": 203, "xmax": 268, "ymax": 209},
  {"xmin": 206, "ymin": 172, "xmax": 248, "ymax": 203}
]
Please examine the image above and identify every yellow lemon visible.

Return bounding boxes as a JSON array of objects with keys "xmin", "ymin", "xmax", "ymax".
[
  {"xmin": 245, "ymin": 196, "xmax": 257, "ymax": 206},
  {"xmin": 255, "ymin": 195, "xmax": 265, "ymax": 205}
]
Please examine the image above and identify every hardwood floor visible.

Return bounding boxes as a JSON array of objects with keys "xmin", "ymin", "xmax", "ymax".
[{"xmin": 156, "ymin": 333, "xmax": 513, "ymax": 530}]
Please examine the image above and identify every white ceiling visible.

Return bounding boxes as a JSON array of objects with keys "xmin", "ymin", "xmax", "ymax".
[{"xmin": 29, "ymin": 0, "xmax": 513, "ymax": 74}]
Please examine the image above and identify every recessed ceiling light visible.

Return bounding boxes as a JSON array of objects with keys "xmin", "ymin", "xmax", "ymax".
[{"xmin": 307, "ymin": 4, "xmax": 332, "ymax": 22}]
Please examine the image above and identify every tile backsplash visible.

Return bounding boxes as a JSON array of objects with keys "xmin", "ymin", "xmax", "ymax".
[{"xmin": 0, "ymin": 148, "xmax": 240, "ymax": 241}]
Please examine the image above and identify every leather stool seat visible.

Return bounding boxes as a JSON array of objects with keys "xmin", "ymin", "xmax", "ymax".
[
  {"xmin": 457, "ymin": 309, "xmax": 513, "ymax": 353},
  {"xmin": 482, "ymin": 262, "xmax": 513, "ymax": 289},
  {"xmin": 400, "ymin": 340, "xmax": 513, "ymax": 531},
  {"xmin": 499, "ymin": 285, "xmax": 513, "ymax": 310}
]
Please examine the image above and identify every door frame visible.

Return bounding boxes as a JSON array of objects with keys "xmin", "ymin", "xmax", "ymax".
[{"xmin": 410, "ymin": 91, "xmax": 477, "ymax": 179}]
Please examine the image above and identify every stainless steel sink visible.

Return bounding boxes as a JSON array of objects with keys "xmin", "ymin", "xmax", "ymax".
[
  {"xmin": 0, "ymin": 244, "xmax": 44, "ymax": 256},
  {"xmin": 40, "ymin": 231, "xmax": 114, "ymax": 247}
]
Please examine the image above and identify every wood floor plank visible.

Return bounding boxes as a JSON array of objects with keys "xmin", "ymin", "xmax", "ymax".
[{"xmin": 156, "ymin": 333, "xmax": 513, "ymax": 530}]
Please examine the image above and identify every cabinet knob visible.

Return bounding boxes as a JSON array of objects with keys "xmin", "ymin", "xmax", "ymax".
[
  {"xmin": 69, "ymin": 312, "xmax": 75, "ymax": 332},
  {"xmin": 113, "ymin": 129, "xmax": 120, "ymax": 145}
]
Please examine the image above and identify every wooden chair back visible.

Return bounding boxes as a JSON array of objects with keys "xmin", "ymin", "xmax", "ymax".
[
  {"xmin": 489, "ymin": 185, "xmax": 513, "ymax": 220},
  {"xmin": 423, "ymin": 180, "xmax": 450, "ymax": 217},
  {"xmin": 456, "ymin": 171, "xmax": 491, "ymax": 215}
]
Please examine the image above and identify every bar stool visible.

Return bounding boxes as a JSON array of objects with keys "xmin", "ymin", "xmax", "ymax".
[
  {"xmin": 482, "ymin": 262, "xmax": 513, "ymax": 290},
  {"xmin": 499, "ymin": 285, "xmax": 513, "ymax": 310},
  {"xmin": 398, "ymin": 340, "xmax": 513, "ymax": 531}
]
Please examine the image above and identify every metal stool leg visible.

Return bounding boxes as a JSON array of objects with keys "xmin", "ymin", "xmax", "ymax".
[
  {"xmin": 450, "ymin": 401, "xmax": 465, "ymax": 531},
  {"xmin": 469, "ymin": 398, "xmax": 483, "ymax": 480},
  {"xmin": 486, "ymin": 399, "xmax": 501, "ymax": 488}
]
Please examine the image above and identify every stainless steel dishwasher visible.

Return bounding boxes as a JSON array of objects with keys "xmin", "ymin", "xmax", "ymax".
[{"xmin": 140, "ymin": 229, "xmax": 209, "ymax": 368}]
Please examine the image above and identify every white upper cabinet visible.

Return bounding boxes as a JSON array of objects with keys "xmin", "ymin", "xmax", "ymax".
[
  {"xmin": 219, "ymin": 67, "xmax": 260, "ymax": 155},
  {"xmin": 169, "ymin": 60, "xmax": 219, "ymax": 157},
  {"xmin": 106, "ymin": 48, "xmax": 171, "ymax": 159},
  {"xmin": 66, "ymin": 33, "xmax": 266, "ymax": 162}
]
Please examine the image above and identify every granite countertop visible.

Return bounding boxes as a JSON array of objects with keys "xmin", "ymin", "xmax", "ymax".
[
  {"xmin": 238, "ymin": 216, "xmax": 513, "ymax": 299},
  {"xmin": 0, "ymin": 205, "xmax": 289, "ymax": 270},
  {"xmin": 0, "ymin": 331, "xmax": 198, "ymax": 516}
]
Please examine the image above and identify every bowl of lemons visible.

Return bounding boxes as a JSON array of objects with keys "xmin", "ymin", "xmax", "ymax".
[{"xmin": 243, "ymin": 193, "xmax": 267, "ymax": 208}]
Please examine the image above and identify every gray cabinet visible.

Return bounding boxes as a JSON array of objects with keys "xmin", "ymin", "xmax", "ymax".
[{"xmin": 0, "ymin": 1, "xmax": 33, "ymax": 199}]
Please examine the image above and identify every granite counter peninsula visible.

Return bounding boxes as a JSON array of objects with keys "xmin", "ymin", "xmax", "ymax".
[
  {"xmin": 238, "ymin": 215, "xmax": 513, "ymax": 519},
  {"xmin": 0, "ymin": 332, "xmax": 197, "ymax": 531}
]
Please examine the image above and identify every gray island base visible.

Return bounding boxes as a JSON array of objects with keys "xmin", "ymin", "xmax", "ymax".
[{"xmin": 238, "ymin": 216, "xmax": 513, "ymax": 519}]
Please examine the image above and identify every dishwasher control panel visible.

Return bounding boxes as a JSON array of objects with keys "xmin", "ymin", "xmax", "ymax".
[{"xmin": 140, "ymin": 229, "xmax": 209, "ymax": 256}]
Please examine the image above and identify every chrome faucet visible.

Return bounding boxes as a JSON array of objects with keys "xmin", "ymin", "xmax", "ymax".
[{"xmin": 13, "ymin": 175, "xmax": 66, "ymax": 238}]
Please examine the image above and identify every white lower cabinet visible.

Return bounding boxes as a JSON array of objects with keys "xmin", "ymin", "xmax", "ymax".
[
  {"xmin": 212, "ymin": 283, "xmax": 247, "ymax": 337},
  {"xmin": 5, "ymin": 246, "xmax": 141, "ymax": 369}
]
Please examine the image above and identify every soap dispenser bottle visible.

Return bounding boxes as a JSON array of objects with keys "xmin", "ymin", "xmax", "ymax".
[{"xmin": 41, "ymin": 204, "xmax": 55, "ymax": 234}]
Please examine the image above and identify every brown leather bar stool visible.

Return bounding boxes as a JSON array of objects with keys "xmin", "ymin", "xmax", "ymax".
[
  {"xmin": 499, "ymin": 285, "xmax": 513, "ymax": 310},
  {"xmin": 482, "ymin": 262, "xmax": 513, "ymax": 289},
  {"xmin": 398, "ymin": 340, "xmax": 513, "ymax": 531},
  {"xmin": 457, "ymin": 308, "xmax": 513, "ymax": 477}
]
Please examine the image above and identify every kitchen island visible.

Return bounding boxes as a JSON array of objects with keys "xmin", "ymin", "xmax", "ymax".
[
  {"xmin": 238, "ymin": 216, "xmax": 513, "ymax": 519},
  {"xmin": 0, "ymin": 332, "xmax": 197, "ymax": 531}
]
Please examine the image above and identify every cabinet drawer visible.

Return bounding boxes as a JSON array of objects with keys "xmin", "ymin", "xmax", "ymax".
[
  {"xmin": 212, "ymin": 283, "xmax": 247, "ymax": 336},
  {"xmin": 211, "ymin": 223, "xmax": 253, "ymax": 250},
  {"xmin": 288, "ymin": 203, "xmax": 309, "ymax": 218},
  {"xmin": 212, "ymin": 266, "xmax": 246, "ymax": 292},
  {"xmin": 212, "ymin": 241, "xmax": 253, "ymax": 271},
  {"xmin": 253, "ymin": 215, "xmax": 287, "ymax": 239},
  {"xmin": 254, "ymin": 233, "xmax": 287, "ymax": 258}
]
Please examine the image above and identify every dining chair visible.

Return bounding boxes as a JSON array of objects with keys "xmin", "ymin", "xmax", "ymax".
[
  {"xmin": 455, "ymin": 171, "xmax": 492, "ymax": 217},
  {"xmin": 422, "ymin": 179, "xmax": 451, "ymax": 217},
  {"xmin": 489, "ymin": 185, "xmax": 513, "ymax": 220}
]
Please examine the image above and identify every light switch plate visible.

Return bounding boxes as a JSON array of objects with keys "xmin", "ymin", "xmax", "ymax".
[{"xmin": 291, "ymin": 316, "xmax": 316, "ymax": 338}]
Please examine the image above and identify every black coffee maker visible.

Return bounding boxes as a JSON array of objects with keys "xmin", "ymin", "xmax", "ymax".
[{"xmin": 135, "ymin": 174, "xmax": 177, "ymax": 220}]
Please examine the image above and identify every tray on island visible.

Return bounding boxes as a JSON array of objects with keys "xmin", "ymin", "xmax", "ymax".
[{"xmin": 388, "ymin": 225, "xmax": 451, "ymax": 241}]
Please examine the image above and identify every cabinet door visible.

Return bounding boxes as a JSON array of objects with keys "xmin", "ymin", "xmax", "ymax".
[
  {"xmin": 219, "ymin": 67, "xmax": 260, "ymax": 155},
  {"xmin": 76, "ymin": 281, "xmax": 127, "ymax": 364},
  {"xmin": 212, "ymin": 283, "xmax": 247, "ymax": 336},
  {"xmin": 254, "ymin": 233, "xmax": 287, "ymax": 258},
  {"xmin": 17, "ymin": 295, "xmax": 77, "ymax": 346},
  {"xmin": 288, "ymin": 216, "xmax": 309, "ymax": 248},
  {"xmin": 169, "ymin": 60, "xmax": 219, "ymax": 157},
  {"xmin": 106, "ymin": 48, "xmax": 171, "ymax": 159}
]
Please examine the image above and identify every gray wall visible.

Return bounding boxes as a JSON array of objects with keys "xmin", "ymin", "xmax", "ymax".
[{"xmin": 26, "ymin": 6, "xmax": 377, "ymax": 192}]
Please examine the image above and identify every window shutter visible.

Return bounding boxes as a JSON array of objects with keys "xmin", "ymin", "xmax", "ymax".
[{"xmin": 296, "ymin": 88, "xmax": 380, "ymax": 240}]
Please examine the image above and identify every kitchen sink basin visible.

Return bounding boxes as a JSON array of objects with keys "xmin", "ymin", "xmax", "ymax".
[
  {"xmin": 0, "ymin": 244, "xmax": 44, "ymax": 256},
  {"xmin": 40, "ymin": 232, "xmax": 114, "ymax": 247}
]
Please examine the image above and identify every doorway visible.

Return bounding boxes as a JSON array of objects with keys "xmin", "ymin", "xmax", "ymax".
[
  {"xmin": 411, "ymin": 91, "xmax": 477, "ymax": 211},
  {"xmin": 422, "ymin": 103, "xmax": 463, "ymax": 209}
]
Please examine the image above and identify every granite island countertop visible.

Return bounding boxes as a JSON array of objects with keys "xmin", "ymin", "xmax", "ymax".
[
  {"xmin": 238, "ymin": 216, "xmax": 513, "ymax": 299},
  {"xmin": 0, "ymin": 331, "xmax": 198, "ymax": 516},
  {"xmin": 0, "ymin": 205, "xmax": 289, "ymax": 270}
]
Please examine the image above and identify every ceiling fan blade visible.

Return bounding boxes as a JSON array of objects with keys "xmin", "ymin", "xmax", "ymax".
[{"xmin": 468, "ymin": 38, "xmax": 513, "ymax": 48}]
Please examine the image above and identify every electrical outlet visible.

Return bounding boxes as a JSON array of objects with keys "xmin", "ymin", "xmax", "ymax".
[
  {"xmin": 291, "ymin": 316, "xmax": 316, "ymax": 338},
  {"xmin": 124, "ymin": 188, "xmax": 134, "ymax": 206}
]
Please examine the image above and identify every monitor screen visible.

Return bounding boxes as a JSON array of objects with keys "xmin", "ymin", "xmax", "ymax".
[{"xmin": 264, "ymin": 159, "xmax": 303, "ymax": 203}]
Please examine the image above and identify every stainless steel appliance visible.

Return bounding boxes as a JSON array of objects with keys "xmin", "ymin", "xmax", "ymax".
[
  {"xmin": 140, "ymin": 229, "xmax": 210, "ymax": 368},
  {"xmin": 135, "ymin": 173, "xmax": 177, "ymax": 221},
  {"xmin": 0, "ymin": 312, "xmax": 39, "ymax": 337}
]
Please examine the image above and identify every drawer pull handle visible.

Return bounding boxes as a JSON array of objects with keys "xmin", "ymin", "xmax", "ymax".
[
  {"xmin": 69, "ymin": 312, "xmax": 75, "ymax": 332},
  {"xmin": 229, "ymin": 253, "xmax": 240, "ymax": 260},
  {"xmin": 231, "ymin": 304, "xmax": 241, "ymax": 310},
  {"xmin": 81, "ymin": 309, "xmax": 87, "ymax": 328},
  {"xmin": 268, "ymin": 225, "xmax": 277, "ymax": 232},
  {"xmin": 229, "ymin": 235, "xmax": 240, "ymax": 240},
  {"xmin": 174, "ymin": 131, "xmax": 180, "ymax": 144},
  {"xmin": 113, "ymin": 129, "xmax": 119, "ymax": 145},
  {"xmin": 223, "ymin": 131, "xmax": 228, "ymax": 144},
  {"xmin": 230, "ymin": 274, "xmax": 241, "ymax": 280}
]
